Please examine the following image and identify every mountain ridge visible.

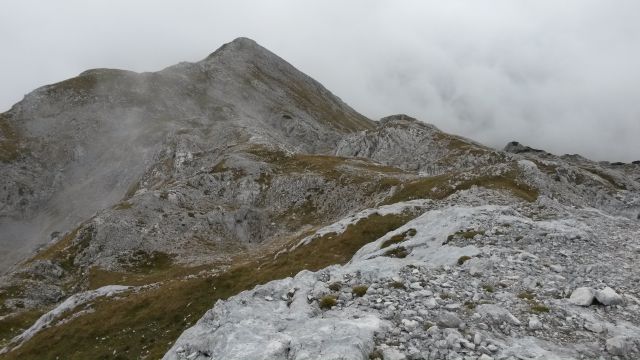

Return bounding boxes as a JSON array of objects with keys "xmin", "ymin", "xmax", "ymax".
[{"xmin": 0, "ymin": 38, "xmax": 639, "ymax": 359}]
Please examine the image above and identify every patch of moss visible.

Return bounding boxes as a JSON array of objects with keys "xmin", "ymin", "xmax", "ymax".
[
  {"xmin": 0, "ymin": 114, "xmax": 21, "ymax": 162},
  {"xmin": 457, "ymin": 255, "xmax": 472, "ymax": 266}
]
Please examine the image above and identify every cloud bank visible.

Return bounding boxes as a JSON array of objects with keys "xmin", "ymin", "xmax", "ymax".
[{"xmin": 1, "ymin": 0, "xmax": 638, "ymax": 160}]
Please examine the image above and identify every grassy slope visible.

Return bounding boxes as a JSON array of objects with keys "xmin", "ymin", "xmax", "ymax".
[{"xmin": 1, "ymin": 211, "xmax": 417, "ymax": 360}]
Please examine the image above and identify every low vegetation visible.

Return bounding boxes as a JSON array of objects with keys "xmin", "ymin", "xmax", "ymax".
[
  {"xmin": 380, "ymin": 228, "xmax": 416, "ymax": 249},
  {"xmin": 383, "ymin": 246, "xmax": 409, "ymax": 258},
  {"xmin": 384, "ymin": 166, "xmax": 539, "ymax": 205},
  {"xmin": 457, "ymin": 255, "xmax": 472, "ymax": 266},
  {"xmin": 3, "ymin": 211, "xmax": 417, "ymax": 359},
  {"xmin": 319, "ymin": 295, "xmax": 338, "ymax": 310},
  {"xmin": 352, "ymin": 285, "xmax": 368, "ymax": 297},
  {"xmin": 0, "ymin": 115, "xmax": 21, "ymax": 162}
]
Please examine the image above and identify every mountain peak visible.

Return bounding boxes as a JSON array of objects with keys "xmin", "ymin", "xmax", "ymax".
[{"xmin": 203, "ymin": 37, "xmax": 268, "ymax": 62}]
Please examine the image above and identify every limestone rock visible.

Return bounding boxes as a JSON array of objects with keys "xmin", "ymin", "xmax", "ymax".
[{"xmin": 569, "ymin": 287, "xmax": 595, "ymax": 306}]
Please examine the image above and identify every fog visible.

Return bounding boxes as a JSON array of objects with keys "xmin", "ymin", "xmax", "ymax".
[{"xmin": 1, "ymin": 0, "xmax": 639, "ymax": 161}]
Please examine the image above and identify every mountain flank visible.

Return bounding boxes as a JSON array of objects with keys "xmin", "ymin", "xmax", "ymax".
[{"xmin": 1, "ymin": 38, "xmax": 639, "ymax": 359}]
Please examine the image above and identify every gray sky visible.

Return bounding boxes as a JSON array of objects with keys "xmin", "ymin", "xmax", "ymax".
[{"xmin": 1, "ymin": 0, "xmax": 639, "ymax": 161}]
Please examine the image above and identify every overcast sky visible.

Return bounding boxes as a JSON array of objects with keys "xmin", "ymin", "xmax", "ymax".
[{"xmin": 1, "ymin": 1, "xmax": 638, "ymax": 161}]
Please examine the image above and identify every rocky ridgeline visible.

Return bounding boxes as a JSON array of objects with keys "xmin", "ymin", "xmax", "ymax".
[{"xmin": 164, "ymin": 187, "xmax": 640, "ymax": 360}]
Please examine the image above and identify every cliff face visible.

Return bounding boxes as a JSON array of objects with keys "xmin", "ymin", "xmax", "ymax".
[{"xmin": 1, "ymin": 38, "xmax": 639, "ymax": 360}]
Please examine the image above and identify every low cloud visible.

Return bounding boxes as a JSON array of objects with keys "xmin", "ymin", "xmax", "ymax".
[{"xmin": 1, "ymin": 0, "xmax": 638, "ymax": 160}]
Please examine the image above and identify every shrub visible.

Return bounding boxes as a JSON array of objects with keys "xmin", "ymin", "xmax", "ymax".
[
  {"xmin": 352, "ymin": 285, "xmax": 369, "ymax": 297},
  {"xmin": 389, "ymin": 281, "xmax": 406, "ymax": 289},
  {"xmin": 319, "ymin": 295, "xmax": 337, "ymax": 310}
]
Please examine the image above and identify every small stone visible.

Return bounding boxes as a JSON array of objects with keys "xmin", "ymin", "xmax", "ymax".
[
  {"xmin": 401, "ymin": 319, "xmax": 419, "ymax": 331},
  {"xmin": 437, "ymin": 312, "xmax": 462, "ymax": 328},
  {"xmin": 528, "ymin": 316, "xmax": 543, "ymax": 330},
  {"xmin": 606, "ymin": 336, "xmax": 630, "ymax": 356},
  {"xmin": 264, "ymin": 296, "xmax": 273, "ymax": 301},
  {"xmin": 584, "ymin": 321, "xmax": 604, "ymax": 333},
  {"xmin": 425, "ymin": 297, "xmax": 438, "ymax": 309},
  {"xmin": 550, "ymin": 264, "xmax": 563, "ymax": 273},
  {"xmin": 476, "ymin": 304, "xmax": 521, "ymax": 326},
  {"xmin": 381, "ymin": 347, "xmax": 407, "ymax": 360},
  {"xmin": 569, "ymin": 287, "xmax": 594, "ymax": 306},
  {"xmin": 478, "ymin": 355, "xmax": 494, "ymax": 360},
  {"xmin": 595, "ymin": 287, "xmax": 623, "ymax": 306}
]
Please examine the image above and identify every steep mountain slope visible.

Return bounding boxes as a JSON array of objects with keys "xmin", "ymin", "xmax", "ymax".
[
  {"xmin": 0, "ymin": 37, "xmax": 373, "ymax": 272},
  {"xmin": 0, "ymin": 38, "xmax": 639, "ymax": 360}
]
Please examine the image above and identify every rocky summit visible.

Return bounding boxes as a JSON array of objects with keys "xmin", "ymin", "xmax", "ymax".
[{"xmin": 0, "ymin": 38, "xmax": 639, "ymax": 360}]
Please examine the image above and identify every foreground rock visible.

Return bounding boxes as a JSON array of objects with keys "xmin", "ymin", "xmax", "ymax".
[{"xmin": 164, "ymin": 194, "xmax": 640, "ymax": 360}]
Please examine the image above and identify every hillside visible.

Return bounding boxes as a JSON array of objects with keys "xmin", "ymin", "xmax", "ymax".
[{"xmin": 1, "ymin": 38, "xmax": 639, "ymax": 360}]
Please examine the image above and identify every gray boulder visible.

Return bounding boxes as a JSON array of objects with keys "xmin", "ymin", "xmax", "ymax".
[
  {"xmin": 595, "ymin": 287, "xmax": 624, "ymax": 306},
  {"xmin": 569, "ymin": 287, "xmax": 595, "ymax": 306}
]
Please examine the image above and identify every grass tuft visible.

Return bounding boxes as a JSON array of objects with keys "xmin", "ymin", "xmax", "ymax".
[
  {"xmin": 319, "ymin": 295, "xmax": 337, "ymax": 310},
  {"xmin": 352, "ymin": 285, "xmax": 368, "ymax": 297}
]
